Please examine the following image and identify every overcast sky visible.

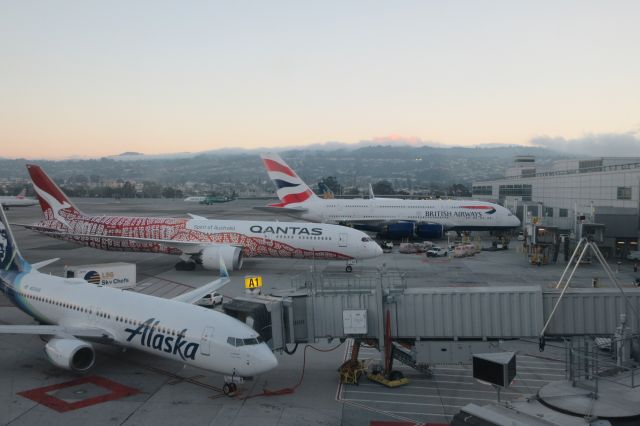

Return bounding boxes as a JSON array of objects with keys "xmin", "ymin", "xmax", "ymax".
[{"xmin": 1, "ymin": 1, "xmax": 639, "ymax": 159}]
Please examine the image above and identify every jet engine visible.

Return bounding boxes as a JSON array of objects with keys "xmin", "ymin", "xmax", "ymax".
[
  {"xmin": 200, "ymin": 245, "xmax": 243, "ymax": 271},
  {"xmin": 44, "ymin": 338, "xmax": 95, "ymax": 373},
  {"xmin": 382, "ymin": 222, "xmax": 415, "ymax": 239},
  {"xmin": 415, "ymin": 223, "xmax": 444, "ymax": 239}
]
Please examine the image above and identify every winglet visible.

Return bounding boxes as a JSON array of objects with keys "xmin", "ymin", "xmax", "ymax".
[
  {"xmin": 31, "ymin": 258, "xmax": 60, "ymax": 270},
  {"xmin": 188, "ymin": 213, "xmax": 207, "ymax": 220},
  {"xmin": 219, "ymin": 257, "xmax": 229, "ymax": 279}
]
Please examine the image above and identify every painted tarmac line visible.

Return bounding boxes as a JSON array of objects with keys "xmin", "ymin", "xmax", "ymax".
[
  {"xmin": 343, "ymin": 398, "xmax": 464, "ymax": 409},
  {"xmin": 351, "ymin": 383, "xmax": 522, "ymax": 396},
  {"xmin": 345, "ymin": 390, "xmax": 511, "ymax": 403},
  {"xmin": 391, "ymin": 411, "xmax": 450, "ymax": 418}
]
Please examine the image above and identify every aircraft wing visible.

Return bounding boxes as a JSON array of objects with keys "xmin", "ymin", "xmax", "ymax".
[
  {"xmin": 253, "ymin": 205, "xmax": 308, "ymax": 215},
  {"xmin": 0, "ymin": 325, "xmax": 114, "ymax": 340},
  {"xmin": 15, "ymin": 230, "xmax": 239, "ymax": 255},
  {"xmin": 172, "ymin": 258, "xmax": 230, "ymax": 304}
]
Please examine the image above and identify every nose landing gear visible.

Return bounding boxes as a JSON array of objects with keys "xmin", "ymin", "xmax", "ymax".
[
  {"xmin": 345, "ymin": 259, "xmax": 356, "ymax": 273},
  {"xmin": 222, "ymin": 382, "xmax": 237, "ymax": 395},
  {"xmin": 222, "ymin": 372, "xmax": 244, "ymax": 396}
]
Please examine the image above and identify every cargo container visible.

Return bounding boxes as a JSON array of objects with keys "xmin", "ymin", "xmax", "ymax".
[{"xmin": 64, "ymin": 262, "xmax": 136, "ymax": 289}]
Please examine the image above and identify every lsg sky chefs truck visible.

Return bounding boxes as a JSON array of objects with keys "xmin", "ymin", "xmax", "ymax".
[{"xmin": 65, "ymin": 262, "xmax": 136, "ymax": 289}]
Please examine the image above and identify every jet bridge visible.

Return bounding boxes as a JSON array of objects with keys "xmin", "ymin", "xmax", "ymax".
[{"xmin": 223, "ymin": 271, "xmax": 640, "ymax": 367}]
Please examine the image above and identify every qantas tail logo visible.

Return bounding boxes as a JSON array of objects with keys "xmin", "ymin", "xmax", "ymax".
[
  {"xmin": 260, "ymin": 154, "xmax": 317, "ymax": 206},
  {"xmin": 26, "ymin": 164, "xmax": 83, "ymax": 227}
]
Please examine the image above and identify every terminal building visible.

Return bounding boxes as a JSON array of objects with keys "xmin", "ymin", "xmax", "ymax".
[{"xmin": 472, "ymin": 156, "xmax": 640, "ymax": 259}]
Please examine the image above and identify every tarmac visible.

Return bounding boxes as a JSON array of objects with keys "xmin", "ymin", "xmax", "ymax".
[{"xmin": 1, "ymin": 199, "xmax": 639, "ymax": 425}]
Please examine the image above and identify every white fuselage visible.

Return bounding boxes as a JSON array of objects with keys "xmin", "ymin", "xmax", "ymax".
[
  {"xmin": 289, "ymin": 198, "xmax": 521, "ymax": 230},
  {"xmin": 34, "ymin": 215, "xmax": 383, "ymax": 261},
  {"xmin": 4, "ymin": 269, "xmax": 277, "ymax": 377},
  {"xmin": 0, "ymin": 196, "xmax": 38, "ymax": 208}
]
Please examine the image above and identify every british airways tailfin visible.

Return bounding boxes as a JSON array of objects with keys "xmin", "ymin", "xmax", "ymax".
[
  {"xmin": 26, "ymin": 164, "xmax": 85, "ymax": 227},
  {"xmin": 260, "ymin": 153, "xmax": 319, "ymax": 207}
]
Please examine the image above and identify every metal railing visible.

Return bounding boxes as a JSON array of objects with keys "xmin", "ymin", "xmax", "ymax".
[{"xmin": 566, "ymin": 335, "xmax": 640, "ymax": 393}]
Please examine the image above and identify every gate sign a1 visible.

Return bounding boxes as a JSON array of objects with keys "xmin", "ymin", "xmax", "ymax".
[
  {"xmin": 472, "ymin": 352, "xmax": 516, "ymax": 388},
  {"xmin": 244, "ymin": 276, "xmax": 263, "ymax": 289}
]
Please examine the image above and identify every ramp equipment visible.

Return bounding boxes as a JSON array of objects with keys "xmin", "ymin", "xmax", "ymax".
[{"xmin": 367, "ymin": 311, "xmax": 409, "ymax": 388}]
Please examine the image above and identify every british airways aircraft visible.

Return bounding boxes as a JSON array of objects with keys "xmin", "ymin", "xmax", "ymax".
[
  {"xmin": 0, "ymin": 206, "xmax": 277, "ymax": 394},
  {"xmin": 0, "ymin": 189, "xmax": 38, "ymax": 210},
  {"xmin": 21, "ymin": 165, "xmax": 382, "ymax": 272},
  {"xmin": 258, "ymin": 153, "xmax": 521, "ymax": 239}
]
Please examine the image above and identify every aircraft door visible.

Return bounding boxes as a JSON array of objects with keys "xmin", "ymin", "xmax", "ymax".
[
  {"xmin": 339, "ymin": 233, "xmax": 348, "ymax": 247},
  {"xmin": 200, "ymin": 327, "xmax": 214, "ymax": 356}
]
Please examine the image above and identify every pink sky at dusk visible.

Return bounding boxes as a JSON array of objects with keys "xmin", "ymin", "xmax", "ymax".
[{"xmin": 1, "ymin": 1, "xmax": 639, "ymax": 159}]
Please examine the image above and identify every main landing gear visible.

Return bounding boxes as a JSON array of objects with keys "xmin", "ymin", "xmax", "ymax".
[{"xmin": 175, "ymin": 260, "xmax": 196, "ymax": 271}]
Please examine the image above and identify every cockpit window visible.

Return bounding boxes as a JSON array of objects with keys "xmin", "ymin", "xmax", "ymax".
[
  {"xmin": 361, "ymin": 237, "xmax": 371, "ymax": 242},
  {"xmin": 227, "ymin": 336, "xmax": 263, "ymax": 347}
]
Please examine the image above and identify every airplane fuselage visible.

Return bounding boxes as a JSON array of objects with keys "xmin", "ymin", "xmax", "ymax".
[
  {"xmin": 32, "ymin": 214, "xmax": 382, "ymax": 260},
  {"xmin": 1, "ymin": 267, "xmax": 275, "ymax": 376},
  {"xmin": 288, "ymin": 198, "xmax": 520, "ymax": 231}
]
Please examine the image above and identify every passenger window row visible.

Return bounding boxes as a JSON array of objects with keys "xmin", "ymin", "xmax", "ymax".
[{"xmin": 20, "ymin": 291, "xmax": 179, "ymax": 336}]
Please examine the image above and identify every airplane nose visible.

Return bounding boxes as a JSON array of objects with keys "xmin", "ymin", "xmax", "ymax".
[
  {"xmin": 255, "ymin": 344, "xmax": 278, "ymax": 374},
  {"xmin": 373, "ymin": 243, "xmax": 383, "ymax": 257}
]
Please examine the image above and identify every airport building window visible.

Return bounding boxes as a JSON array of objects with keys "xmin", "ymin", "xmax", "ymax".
[
  {"xmin": 544, "ymin": 207, "xmax": 554, "ymax": 217},
  {"xmin": 498, "ymin": 184, "xmax": 532, "ymax": 201},
  {"xmin": 472, "ymin": 186, "xmax": 492, "ymax": 195},
  {"xmin": 559, "ymin": 208, "xmax": 568, "ymax": 217},
  {"xmin": 617, "ymin": 187, "xmax": 632, "ymax": 200}
]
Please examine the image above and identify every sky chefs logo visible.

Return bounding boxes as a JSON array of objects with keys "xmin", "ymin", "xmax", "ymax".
[
  {"xmin": 83, "ymin": 271, "xmax": 129, "ymax": 286},
  {"xmin": 125, "ymin": 318, "xmax": 199, "ymax": 361},
  {"xmin": 249, "ymin": 225, "xmax": 322, "ymax": 236},
  {"xmin": 83, "ymin": 271, "xmax": 101, "ymax": 285}
]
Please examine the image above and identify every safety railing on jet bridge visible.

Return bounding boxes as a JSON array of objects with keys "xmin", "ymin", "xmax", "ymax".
[
  {"xmin": 290, "ymin": 270, "xmax": 407, "ymax": 292},
  {"xmin": 566, "ymin": 335, "xmax": 640, "ymax": 393}
]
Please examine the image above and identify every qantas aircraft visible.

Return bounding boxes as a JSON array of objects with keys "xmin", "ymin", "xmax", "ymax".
[
  {"xmin": 259, "ymin": 153, "xmax": 521, "ymax": 239},
  {"xmin": 0, "ymin": 206, "xmax": 277, "ymax": 393},
  {"xmin": 0, "ymin": 189, "xmax": 38, "ymax": 210},
  {"xmin": 22, "ymin": 165, "xmax": 382, "ymax": 272}
]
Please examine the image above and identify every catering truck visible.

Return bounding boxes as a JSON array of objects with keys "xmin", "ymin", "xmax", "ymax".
[{"xmin": 64, "ymin": 262, "xmax": 136, "ymax": 289}]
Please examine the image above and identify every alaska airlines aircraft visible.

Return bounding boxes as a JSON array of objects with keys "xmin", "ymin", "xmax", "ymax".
[
  {"xmin": 259, "ymin": 153, "xmax": 521, "ymax": 239},
  {"xmin": 0, "ymin": 206, "xmax": 277, "ymax": 393},
  {"xmin": 22, "ymin": 165, "xmax": 382, "ymax": 272},
  {"xmin": 0, "ymin": 189, "xmax": 38, "ymax": 210}
]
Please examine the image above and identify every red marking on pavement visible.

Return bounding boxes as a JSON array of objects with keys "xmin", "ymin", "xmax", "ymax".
[{"xmin": 18, "ymin": 375, "xmax": 139, "ymax": 412}]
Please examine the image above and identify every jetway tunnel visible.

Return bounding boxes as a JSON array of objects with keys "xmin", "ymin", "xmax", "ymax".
[{"xmin": 223, "ymin": 273, "xmax": 640, "ymax": 369}]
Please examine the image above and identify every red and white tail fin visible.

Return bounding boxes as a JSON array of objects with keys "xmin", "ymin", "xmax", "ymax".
[
  {"xmin": 260, "ymin": 153, "xmax": 319, "ymax": 207},
  {"xmin": 15, "ymin": 188, "xmax": 26, "ymax": 199},
  {"xmin": 26, "ymin": 164, "xmax": 84, "ymax": 226}
]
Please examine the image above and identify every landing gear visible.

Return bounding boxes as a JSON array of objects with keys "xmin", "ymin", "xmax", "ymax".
[
  {"xmin": 223, "ymin": 372, "xmax": 243, "ymax": 396},
  {"xmin": 345, "ymin": 259, "xmax": 356, "ymax": 273},
  {"xmin": 175, "ymin": 260, "xmax": 196, "ymax": 271},
  {"xmin": 222, "ymin": 382, "xmax": 237, "ymax": 395}
]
